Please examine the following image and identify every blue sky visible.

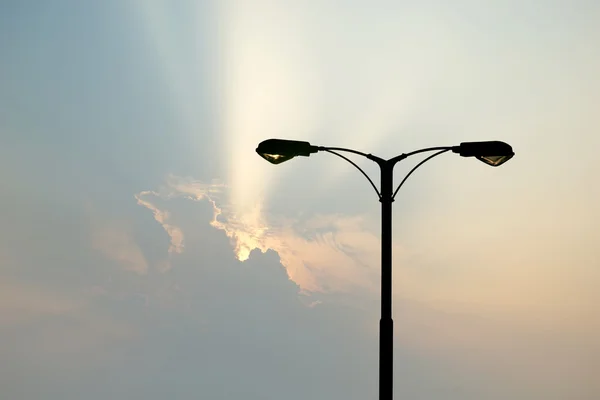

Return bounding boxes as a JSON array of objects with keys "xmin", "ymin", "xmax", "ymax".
[{"xmin": 1, "ymin": 1, "xmax": 599, "ymax": 399}]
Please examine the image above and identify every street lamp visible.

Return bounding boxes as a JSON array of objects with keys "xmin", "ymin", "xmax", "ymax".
[{"xmin": 256, "ymin": 138, "xmax": 514, "ymax": 400}]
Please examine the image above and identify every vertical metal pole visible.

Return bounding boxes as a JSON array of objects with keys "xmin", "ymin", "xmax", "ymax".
[{"xmin": 379, "ymin": 161, "xmax": 394, "ymax": 400}]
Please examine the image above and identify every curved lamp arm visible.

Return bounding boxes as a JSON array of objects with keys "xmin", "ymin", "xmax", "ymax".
[
  {"xmin": 392, "ymin": 148, "xmax": 451, "ymax": 200},
  {"xmin": 318, "ymin": 146, "xmax": 374, "ymax": 160},
  {"xmin": 322, "ymin": 149, "xmax": 381, "ymax": 198},
  {"xmin": 388, "ymin": 146, "xmax": 453, "ymax": 164},
  {"xmin": 316, "ymin": 145, "xmax": 454, "ymax": 201}
]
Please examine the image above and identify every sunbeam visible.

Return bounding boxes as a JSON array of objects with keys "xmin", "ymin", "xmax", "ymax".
[{"xmin": 218, "ymin": 0, "xmax": 324, "ymax": 214}]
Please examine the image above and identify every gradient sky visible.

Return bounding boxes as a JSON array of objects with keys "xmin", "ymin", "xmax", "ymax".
[{"xmin": 1, "ymin": 1, "xmax": 599, "ymax": 399}]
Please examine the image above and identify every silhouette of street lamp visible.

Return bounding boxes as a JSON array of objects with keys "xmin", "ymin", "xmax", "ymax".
[{"xmin": 256, "ymin": 138, "xmax": 514, "ymax": 400}]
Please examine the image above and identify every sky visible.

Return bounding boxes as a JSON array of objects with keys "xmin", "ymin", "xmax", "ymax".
[{"xmin": 1, "ymin": 0, "xmax": 599, "ymax": 399}]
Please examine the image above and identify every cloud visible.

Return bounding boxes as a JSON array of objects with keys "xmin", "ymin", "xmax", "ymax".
[
  {"xmin": 1, "ymin": 173, "xmax": 597, "ymax": 399},
  {"xmin": 135, "ymin": 190, "xmax": 185, "ymax": 254},
  {"xmin": 100, "ymin": 238, "xmax": 379, "ymax": 400},
  {"xmin": 0, "ymin": 276, "xmax": 137, "ymax": 380},
  {"xmin": 0, "ymin": 278, "xmax": 82, "ymax": 327},
  {"xmin": 135, "ymin": 175, "xmax": 386, "ymax": 293},
  {"xmin": 132, "ymin": 173, "xmax": 600, "ymax": 398},
  {"xmin": 90, "ymin": 217, "xmax": 149, "ymax": 275}
]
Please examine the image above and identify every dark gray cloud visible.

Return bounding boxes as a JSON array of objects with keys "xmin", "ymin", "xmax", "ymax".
[{"xmin": 0, "ymin": 191, "xmax": 378, "ymax": 400}]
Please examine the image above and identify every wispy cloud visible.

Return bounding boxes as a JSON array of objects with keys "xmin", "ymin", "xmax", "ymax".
[
  {"xmin": 0, "ymin": 275, "xmax": 137, "ymax": 361},
  {"xmin": 0, "ymin": 279, "xmax": 82, "ymax": 327},
  {"xmin": 89, "ymin": 210, "xmax": 149, "ymax": 275}
]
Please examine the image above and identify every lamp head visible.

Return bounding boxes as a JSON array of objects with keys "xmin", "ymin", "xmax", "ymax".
[
  {"xmin": 256, "ymin": 139, "xmax": 319, "ymax": 164},
  {"xmin": 453, "ymin": 141, "xmax": 514, "ymax": 166}
]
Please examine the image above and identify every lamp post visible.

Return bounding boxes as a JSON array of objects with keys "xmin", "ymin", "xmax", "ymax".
[{"xmin": 256, "ymin": 139, "xmax": 514, "ymax": 400}]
